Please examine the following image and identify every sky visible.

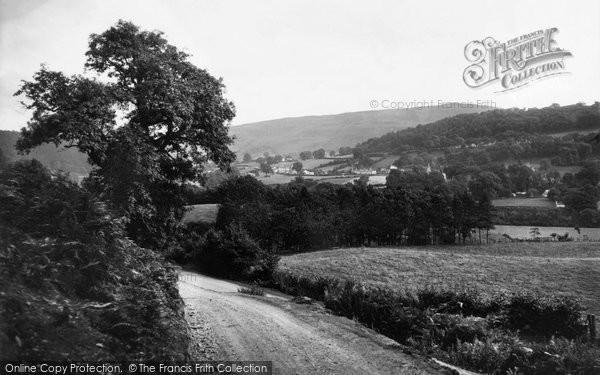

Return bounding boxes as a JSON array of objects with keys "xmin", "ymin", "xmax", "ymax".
[{"xmin": 0, "ymin": 0, "xmax": 599, "ymax": 131}]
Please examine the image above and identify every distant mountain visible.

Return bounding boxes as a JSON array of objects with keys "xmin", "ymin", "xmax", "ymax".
[
  {"xmin": 0, "ymin": 130, "xmax": 91, "ymax": 177},
  {"xmin": 229, "ymin": 105, "xmax": 495, "ymax": 156},
  {"xmin": 0, "ymin": 103, "xmax": 498, "ymax": 175}
]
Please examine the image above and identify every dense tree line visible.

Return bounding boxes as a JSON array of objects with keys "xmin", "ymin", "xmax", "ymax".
[
  {"xmin": 196, "ymin": 175, "xmax": 495, "ymax": 252},
  {"xmin": 357, "ymin": 103, "xmax": 600, "ymax": 154},
  {"xmin": 436, "ymin": 133, "xmax": 598, "ymax": 167},
  {"xmin": 443, "ymin": 161, "xmax": 600, "ymax": 226}
]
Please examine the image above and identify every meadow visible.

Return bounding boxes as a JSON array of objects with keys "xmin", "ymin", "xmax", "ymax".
[
  {"xmin": 182, "ymin": 204, "xmax": 219, "ymax": 224},
  {"xmin": 256, "ymin": 174, "xmax": 360, "ymax": 185},
  {"xmin": 278, "ymin": 242, "xmax": 600, "ymax": 315},
  {"xmin": 492, "ymin": 197, "xmax": 556, "ymax": 208},
  {"xmin": 489, "ymin": 224, "xmax": 600, "ymax": 241}
]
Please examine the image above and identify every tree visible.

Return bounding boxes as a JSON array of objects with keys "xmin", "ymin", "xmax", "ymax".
[
  {"xmin": 312, "ymin": 148, "xmax": 326, "ymax": 159},
  {"xmin": 578, "ymin": 209, "xmax": 600, "ymax": 227},
  {"xmin": 354, "ymin": 175, "xmax": 369, "ymax": 187},
  {"xmin": 259, "ymin": 162, "xmax": 273, "ymax": 174},
  {"xmin": 0, "ymin": 148, "xmax": 8, "ymax": 170},
  {"xmin": 196, "ymin": 225, "xmax": 279, "ymax": 281},
  {"xmin": 299, "ymin": 151, "xmax": 313, "ymax": 160},
  {"xmin": 15, "ymin": 21, "xmax": 236, "ymax": 249},
  {"xmin": 575, "ymin": 162, "xmax": 600, "ymax": 186},
  {"xmin": 508, "ymin": 164, "xmax": 534, "ymax": 191},
  {"xmin": 563, "ymin": 188, "xmax": 598, "ymax": 212},
  {"xmin": 292, "ymin": 161, "xmax": 303, "ymax": 173},
  {"xmin": 468, "ymin": 171, "xmax": 502, "ymax": 201},
  {"xmin": 329, "ymin": 150, "xmax": 336, "ymax": 157},
  {"xmin": 243, "ymin": 153, "xmax": 252, "ymax": 162},
  {"xmin": 339, "ymin": 147, "xmax": 353, "ymax": 156}
]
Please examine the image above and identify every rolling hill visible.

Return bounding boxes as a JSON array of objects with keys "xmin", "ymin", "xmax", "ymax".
[
  {"xmin": 355, "ymin": 102, "xmax": 600, "ymax": 154},
  {"xmin": 229, "ymin": 105, "xmax": 495, "ymax": 156},
  {"xmin": 0, "ymin": 130, "xmax": 91, "ymax": 178}
]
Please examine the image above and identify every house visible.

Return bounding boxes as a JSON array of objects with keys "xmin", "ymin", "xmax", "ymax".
[
  {"xmin": 351, "ymin": 168, "xmax": 377, "ymax": 175},
  {"xmin": 273, "ymin": 166, "xmax": 293, "ymax": 174},
  {"xmin": 555, "ymin": 201, "xmax": 565, "ymax": 208},
  {"xmin": 542, "ymin": 189, "xmax": 549, "ymax": 198}
]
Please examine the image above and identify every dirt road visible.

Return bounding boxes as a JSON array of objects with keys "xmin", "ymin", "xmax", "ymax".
[{"xmin": 178, "ymin": 270, "xmax": 453, "ymax": 375}]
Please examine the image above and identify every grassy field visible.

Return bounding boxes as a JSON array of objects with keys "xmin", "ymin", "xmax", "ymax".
[
  {"xmin": 275, "ymin": 158, "xmax": 331, "ymax": 170},
  {"xmin": 279, "ymin": 243, "xmax": 600, "ymax": 314},
  {"xmin": 257, "ymin": 174, "xmax": 362, "ymax": 185},
  {"xmin": 182, "ymin": 204, "xmax": 219, "ymax": 224},
  {"xmin": 492, "ymin": 197, "xmax": 556, "ymax": 208},
  {"xmin": 490, "ymin": 225, "xmax": 600, "ymax": 241},
  {"xmin": 369, "ymin": 155, "xmax": 400, "ymax": 169},
  {"xmin": 256, "ymin": 174, "xmax": 299, "ymax": 185}
]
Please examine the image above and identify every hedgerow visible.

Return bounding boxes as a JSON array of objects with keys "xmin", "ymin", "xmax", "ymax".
[
  {"xmin": 0, "ymin": 160, "xmax": 190, "ymax": 361},
  {"xmin": 273, "ymin": 268, "xmax": 599, "ymax": 374}
]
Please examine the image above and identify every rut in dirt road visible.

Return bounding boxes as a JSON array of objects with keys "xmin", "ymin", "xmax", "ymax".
[{"xmin": 178, "ymin": 270, "xmax": 454, "ymax": 375}]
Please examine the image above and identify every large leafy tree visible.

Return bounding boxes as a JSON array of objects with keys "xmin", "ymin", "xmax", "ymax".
[{"xmin": 15, "ymin": 21, "xmax": 236, "ymax": 249}]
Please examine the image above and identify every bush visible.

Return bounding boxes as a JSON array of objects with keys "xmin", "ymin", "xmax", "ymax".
[
  {"xmin": 273, "ymin": 271, "xmax": 339, "ymax": 300},
  {"xmin": 272, "ymin": 269, "xmax": 598, "ymax": 374},
  {"xmin": 238, "ymin": 286, "xmax": 265, "ymax": 296},
  {"xmin": 498, "ymin": 337, "xmax": 600, "ymax": 375},
  {"xmin": 0, "ymin": 160, "xmax": 189, "ymax": 361},
  {"xmin": 193, "ymin": 225, "xmax": 279, "ymax": 281},
  {"xmin": 503, "ymin": 293, "xmax": 586, "ymax": 338}
]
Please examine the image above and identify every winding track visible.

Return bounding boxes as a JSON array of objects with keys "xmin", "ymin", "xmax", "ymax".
[{"xmin": 178, "ymin": 270, "xmax": 453, "ymax": 375}]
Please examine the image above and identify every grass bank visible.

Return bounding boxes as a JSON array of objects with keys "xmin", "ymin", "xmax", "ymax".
[
  {"xmin": 279, "ymin": 243, "xmax": 600, "ymax": 315},
  {"xmin": 274, "ymin": 243, "xmax": 600, "ymax": 374}
]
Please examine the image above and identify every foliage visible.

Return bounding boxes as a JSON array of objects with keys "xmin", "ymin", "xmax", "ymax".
[
  {"xmin": 14, "ymin": 21, "xmax": 236, "ymax": 250},
  {"xmin": 190, "ymin": 225, "xmax": 279, "ymax": 281},
  {"xmin": 205, "ymin": 175, "xmax": 495, "ymax": 252},
  {"xmin": 356, "ymin": 103, "xmax": 600, "ymax": 155},
  {"xmin": 0, "ymin": 160, "xmax": 189, "ymax": 361},
  {"xmin": 259, "ymin": 162, "xmax": 273, "ymax": 174},
  {"xmin": 273, "ymin": 269, "xmax": 596, "ymax": 375},
  {"xmin": 312, "ymin": 148, "xmax": 326, "ymax": 159},
  {"xmin": 238, "ymin": 285, "xmax": 266, "ymax": 296},
  {"xmin": 299, "ymin": 151, "xmax": 313, "ymax": 160}
]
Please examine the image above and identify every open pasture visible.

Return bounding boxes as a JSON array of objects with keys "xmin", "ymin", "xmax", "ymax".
[{"xmin": 279, "ymin": 243, "xmax": 600, "ymax": 314}]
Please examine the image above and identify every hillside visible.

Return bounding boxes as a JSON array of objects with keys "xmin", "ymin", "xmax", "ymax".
[
  {"xmin": 0, "ymin": 130, "xmax": 91, "ymax": 178},
  {"xmin": 355, "ymin": 102, "xmax": 600, "ymax": 154},
  {"xmin": 230, "ymin": 105, "xmax": 495, "ymax": 156}
]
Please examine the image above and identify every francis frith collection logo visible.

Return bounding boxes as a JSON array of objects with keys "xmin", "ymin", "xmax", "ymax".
[{"xmin": 463, "ymin": 28, "xmax": 572, "ymax": 92}]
